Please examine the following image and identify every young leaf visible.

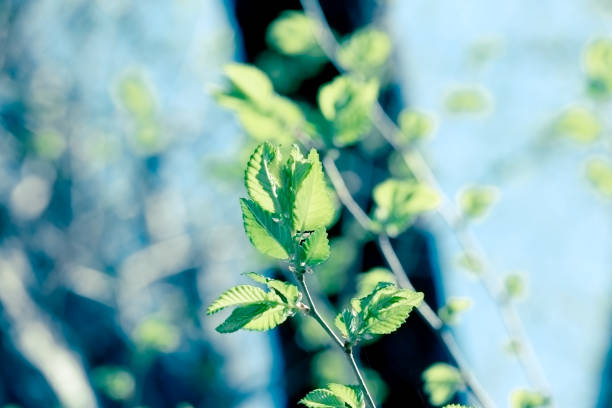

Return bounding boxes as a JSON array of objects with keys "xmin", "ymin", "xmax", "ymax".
[
  {"xmin": 373, "ymin": 179, "xmax": 440, "ymax": 236},
  {"xmin": 356, "ymin": 268, "xmax": 396, "ymax": 298},
  {"xmin": 458, "ymin": 185, "xmax": 499, "ymax": 220},
  {"xmin": 585, "ymin": 157, "xmax": 612, "ymax": 197},
  {"xmin": 240, "ymin": 198, "xmax": 292, "ymax": 259},
  {"xmin": 554, "ymin": 106, "xmax": 601, "ymax": 143},
  {"xmin": 422, "ymin": 363, "xmax": 464, "ymax": 406},
  {"xmin": 438, "ymin": 297, "xmax": 473, "ymax": 325},
  {"xmin": 504, "ymin": 273, "xmax": 526, "ymax": 299},
  {"xmin": 398, "ymin": 110, "xmax": 435, "ymax": 143},
  {"xmin": 241, "ymin": 272, "xmax": 301, "ymax": 306},
  {"xmin": 215, "ymin": 303, "xmax": 273, "ymax": 333},
  {"xmin": 241, "ymin": 303, "xmax": 295, "ymax": 331},
  {"xmin": 510, "ymin": 389, "xmax": 550, "ymax": 408},
  {"xmin": 327, "ymin": 384, "xmax": 364, "ymax": 408},
  {"xmin": 223, "ymin": 63, "xmax": 274, "ymax": 107},
  {"xmin": 360, "ymin": 284, "xmax": 424, "ymax": 335},
  {"xmin": 337, "ymin": 28, "xmax": 391, "ymax": 78},
  {"xmin": 206, "ymin": 285, "xmax": 268, "ymax": 315},
  {"xmin": 292, "ymin": 149, "xmax": 335, "ymax": 231},
  {"xmin": 318, "ymin": 75, "xmax": 379, "ymax": 146},
  {"xmin": 299, "ymin": 227, "xmax": 331, "ymax": 266},
  {"xmin": 266, "ymin": 11, "xmax": 322, "ymax": 57},
  {"xmin": 300, "ymin": 384, "xmax": 365, "ymax": 408},
  {"xmin": 245, "ymin": 142, "xmax": 281, "ymax": 213}
]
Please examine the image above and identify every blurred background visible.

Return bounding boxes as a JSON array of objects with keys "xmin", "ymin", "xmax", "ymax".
[{"xmin": 0, "ymin": 0, "xmax": 611, "ymax": 407}]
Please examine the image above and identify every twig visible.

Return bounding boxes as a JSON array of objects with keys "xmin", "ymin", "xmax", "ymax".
[
  {"xmin": 323, "ymin": 153, "xmax": 494, "ymax": 408},
  {"xmin": 297, "ymin": 272, "xmax": 377, "ymax": 408},
  {"xmin": 300, "ymin": 0, "xmax": 552, "ymax": 400}
]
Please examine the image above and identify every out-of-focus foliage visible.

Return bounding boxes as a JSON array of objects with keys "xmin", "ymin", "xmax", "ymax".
[
  {"xmin": 422, "ymin": 363, "xmax": 465, "ymax": 406},
  {"xmin": 458, "ymin": 186, "xmax": 499, "ymax": 221},
  {"xmin": 585, "ymin": 157, "xmax": 612, "ymax": 197},
  {"xmin": 583, "ymin": 38, "xmax": 612, "ymax": 99},
  {"xmin": 444, "ymin": 85, "xmax": 491, "ymax": 114},
  {"xmin": 338, "ymin": 28, "xmax": 392, "ymax": 78},
  {"xmin": 553, "ymin": 106, "xmax": 601, "ymax": 144},
  {"xmin": 510, "ymin": 389, "xmax": 550, "ymax": 408},
  {"xmin": 438, "ymin": 297, "xmax": 472, "ymax": 325}
]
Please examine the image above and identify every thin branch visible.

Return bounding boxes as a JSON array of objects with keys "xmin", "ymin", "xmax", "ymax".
[
  {"xmin": 297, "ymin": 273, "xmax": 377, "ymax": 407},
  {"xmin": 347, "ymin": 347, "xmax": 377, "ymax": 408},
  {"xmin": 297, "ymin": 273, "xmax": 345, "ymax": 349},
  {"xmin": 323, "ymin": 151, "xmax": 493, "ymax": 407},
  {"xmin": 300, "ymin": 0, "xmax": 552, "ymax": 400}
]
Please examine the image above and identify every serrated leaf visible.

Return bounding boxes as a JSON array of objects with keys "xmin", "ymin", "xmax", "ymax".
[
  {"xmin": 240, "ymin": 198, "xmax": 292, "ymax": 259},
  {"xmin": 206, "ymin": 285, "xmax": 268, "ymax": 315},
  {"xmin": 337, "ymin": 28, "xmax": 391, "ymax": 78},
  {"xmin": 299, "ymin": 389, "xmax": 346, "ymax": 408},
  {"xmin": 299, "ymin": 227, "xmax": 330, "ymax": 266},
  {"xmin": 278, "ymin": 146, "xmax": 312, "ymax": 217},
  {"xmin": 458, "ymin": 186, "xmax": 499, "ymax": 220},
  {"xmin": 356, "ymin": 268, "xmax": 396, "ymax": 298},
  {"xmin": 241, "ymin": 303, "xmax": 294, "ymax": 331},
  {"xmin": 241, "ymin": 272, "xmax": 301, "ymax": 306},
  {"xmin": 373, "ymin": 179, "xmax": 440, "ymax": 237},
  {"xmin": 438, "ymin": 297, "xmax": 472, "ymax": 325},
  {"xmin": 266, "ymin": 279, "xmax": 300, "ymax": 306},
  {"xmin": 215, "ymin": 303, "xmax": 273, "ymax": 333},
  {"xmin": 510, "ymin": 389, "xmax": 550, "ymax": 408},
  {"xmin": 242, "ymin": 271, "xmax": 270, "ymax": 284},
  {"xmin": 300, "ymin": 384, "xmax": 364, "ymax": 408},
  {"xmin": 422, "ymin": 363, "xmax": 464, "ymax": 406},
  {"xmin": 318, "ymin": 76, "xmax": 379, "ymax": 146},
  {"xmin": 245, "ymin": 142, "xmax": 282, "ymax": 212},
  {"xmin": 327, "ymin": 384, "xmax": 364, "ymax": 408},
  {"xmin": 361, "ymin": 287, "xmax": 424, "ymax": 335},
  {"xmin": 293, "ymin": 149, "xmax": 335, "ymax": 231}
]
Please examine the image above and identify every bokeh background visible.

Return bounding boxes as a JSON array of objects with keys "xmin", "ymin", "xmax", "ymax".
[{"xmin": 0, "ymin": 0, "xmax": 611, "ymax": 407}]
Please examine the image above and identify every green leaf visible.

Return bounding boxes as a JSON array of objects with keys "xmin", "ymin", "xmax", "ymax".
[
  {"xmin": 554, "ymin": 106, "xmax": 601, "ymax": 143},
  {"xmin": 359, "ymin": 284, "xmax": 424, "ymax": 335},
  {"xmin": 292, "ymin": 149, "xmax": 335, "ymax": 231},
  {"xmin": 241, "ymin": 272, "xmax": 301, "ymax": 306},
  {"xmin": 398, "ymin": 110, "xmax": 435, "ymax": 143},
  {"xmin": 300, "ymin": 384, "xmax": 364, "ymax": 408},
  {"xmin": 456, "ymin": 252, "xmax": 484, "ymax": 275},
  {"xmin": 215, "ymin": 303, "xmax": 273, "ymax": 333},
  {"xmin": 422, "ymin": 363, "xmax": 464, "ymax": 406},
  {"xmin": 356, "ymin": 268, "xmax": 396, "ymax": 298},
  {"xmin": 438, "ymin": 297, "xmax": 473, "ymax": 325},
  {"xmin": 586, "ymin": 157, "xmax": 612, "ymax": 197},
  {"xmin": 241, "ymin": 303, "xmax": 294, "ymax": 331},
  {"xmin": 505, "ymin": 273, "xmax": 526, "ymax": 299},
  {"xmin": 240, "ymin": 198, "xmax": 292, "ymax": 259},
  {"xmin": 223, "ymin": 63, "xmax": 274, "ymax": 106},
  {"xmin": 510, "ymin": 389, "xmax": 550, "ymax": 408},
  {"xmin": 327, "ymin": 384, "xmax": 364, "ymax": 408},
  {"xmin": 444, "ymin": 85, "xmax": 491, "ymax": 114},
  {"xmin": 373, "ymin": 179, "xmax": 440, "ymax": 236},
  {"xmin": 215, "ymin": 65, "xmax": 305, "ymax": 144},
  {"xmin": 337, "ymin": 28, "xmax": 391, "ymax": 78},
  {"xmin": 278, "ymin": 146, "xmax": 312, "ymax": 216},
  {"xmin": 583, "ymin": 38, "xmax": 612, "ymax": 99},
  {"xmin": 245, "ymin": 142, "xmax": 282, "ymax": 212},
  {"xmin": 458, "ymin": 185, "xmax": 499, "ymax": 220},
  {"xmin": 318, "ymin": 75, "xmax": 379, "ymax": 146},
  {"xmin": 206, "ymin": 285, "xmax": 268, "ymax": 315},
  {"xmin": 299, "ymin": 227, "xmax": 331, "ymax": 266},
  {"xmin": 266, "ymin": 11, "xmax": 322, "ymax": 57}
]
